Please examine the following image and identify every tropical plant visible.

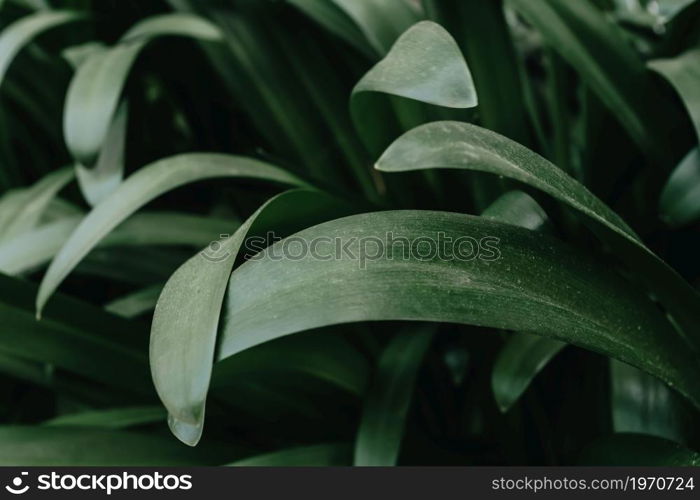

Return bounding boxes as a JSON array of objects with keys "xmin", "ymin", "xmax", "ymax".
[{"xmin": 0, "ymin": 0, "xmax": 699, "ymax": 466}]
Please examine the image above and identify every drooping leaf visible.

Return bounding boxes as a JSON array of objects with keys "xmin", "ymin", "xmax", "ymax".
[
  {"xmin": 218, "ymin": 211, "xmax": 700, "ymax": 410},
  {"xmin": 354, "ymin": 326, "xmax": 434, "ymax": 466},
  {"xmin": 376, "ymin": 121, "xmax": 700, "ymax": 349},
  {"xmin": 229, "ymin": 443, "xmax": 352, "ymax": 466},
  {"xmin": 75, "ymin": 102, "xmax": 128, "ymax": 206},
  {"xmin": 36, "ymin": 153, "xmax": 304, "ymax": 315},
  {"xmin": 579, "ymin": 434, "xmax": 700, "ymax": 466},
  {"xmin": 649, "ymin": 47, "xmax": 700, "ymax": 142},
  {"xmin": 151, "ymin": 189, "xmax": 354, "ymax": 446},
  {"xmin": 44, "ymin": 406, "xmax": 166, "ymax": 429},
  {"xmin": 351, "ymin": 21, "xmax": 476, "ymax": 156},
  {"xmin": 0, "ymin": 167, "xmax": 74, "ymax": 243},
  {"xmin": 659, "ymin": 147, "xmax": 700, "ymax": 227},
  {"xmin": 0, "ymin": 10, "xmax": 84, "ymax": 85},
  {"xmin": 63, "ymin": 13, "xmax": 222, "ymax": 165}
]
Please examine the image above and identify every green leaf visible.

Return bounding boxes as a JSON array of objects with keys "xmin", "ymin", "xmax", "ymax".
[
  {"xmin": 611, "ymin": 360, "xmax": 692, "ymax": 443},
  {"xmin": 0, "ymin": 426, "xmax": 236, "ymax": 465},
  {"xmin": 0, "ymin": 10, "xmax": 84, "ymax": 85},
  {"xmin": 508, "ymin": 0, "xmax": 668, "ymax": 160},
  {"xmin": 0, "ymin": 168, "xmax": 74, "ymax": 243},
  {"xmin": 492, "ymin": 333, "xmax": 565, "ymax": 413},
  {"xmin": 351, "ymin": 20, "xmax": 476, "ymax": 158},
  {"xmin": 482, "ymin": 190, "xmax": 551, "ymax": 232},
  {"xmin": 63, "ymin": 13, "xmax": 222, "ymax": 165},
  {"xmin": 151, "ymin": 189, "xmax": 353, "ymax": 446},
  {"xmin": 353, "ymin": 21, "xmax": 477, "ymax": 109},
  {"xmin": 579, "ymin": 434, "xmax": 700, "ymax": 466},
  {"xmin": 44, "ymin": 406, "xmax": 166, "ymax": 429},
  {"xmin": 105, "ymin": 285, "xmax": 163, "ymax": 319},
  {"xmin": 219, "ymin": 211, "xmax": 700, "ymax": 411},
  {"xmin": 229, "ymin": 443, "xmax": 352, "ymax": 466},
  {"xmin": 649, "ymin": 47, "xmax": 700, "ymax": 142},
  {"xmin": 659, "ymin": 147, "xmax": 700, "ymax": 227},
  {"xmin": 354, "ymin": 326, "xmax": 434, "ymax": 466},
  {"xmin": 286, "ymin": 0, "xmax": 374, "ymax": 58},
  {"xmin": 0, "ymin": 212, "xmax": 235, "ymax": 275},
  {"xmin": 376, "ymin": 121, "xmax": 700, "ymax": 350},
  {"xmin": 331, "ymin": 0, "xmax": 421, "ymax": 55},
  {"xmin": 0, "ymin": 273, "xmax": 151, "ymax": 394},
  {"xmin": 36, "ymin": 153, "xmax": 304, "ymax": 315},
  {"xmin": 485, "ymin": 191, "xmax": 564, "ymax": 413},
  {"xmin": 75, "ymin": 102, "xmax": 128, "ymax": 206}
]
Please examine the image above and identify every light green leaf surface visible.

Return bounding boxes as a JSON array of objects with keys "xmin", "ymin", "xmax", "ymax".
[
  {"xmin": 219, "ymin": 211, "xmax": 700, "ymax": 410},
  {"xmin": 0, "ymin": 10, "xmax": 84, "ymax": 84},
  {"xmin": 0, "ymin": 167, "xmax": 74, "ymax": 243},
  {"xmin": 36, "ymin": 153, "xmax": 304, "ymax": 315},
  {"xmin": 151, "ymin": 189, "xmax": 352, "ymax": 446},
  {"xmin": 353, "ymin": 21, "xmax": 477, "ymax": 109},
  {"xmin": 376, "ymin": 121, "xmax": 700, "ymax": 349},
  {"xmin": 354, "ymin": 326, "xmax": 434, "ymax": 466},
  {"xmin": 64, "ymin": 13, "xmax": 222, "ymax": 165},
  {"xmin": 76, "ymin": 102, "xmax": 128, "ymax": 206}
]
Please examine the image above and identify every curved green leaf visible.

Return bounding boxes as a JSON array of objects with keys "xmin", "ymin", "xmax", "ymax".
[
  {"xmin": 0, "ymin": 10, "xmax": 84, "ymax": 85},
  {"xmin": 44, "ymin": 406, "xmax": 166, "ymax": 429},
  {"xmin": 76, "ymin": 102, "xmax": 128, "ymax": 206},
  {"xmin": 0, "ymin": 167, "xmax": 74, "ymax": 243},
  {"xmin": 354, "ymin": 326, "xmax": 433, "ymax": 466},
  {"xmin": 659, "ymin": 147, "xmax": 700, "ymax": 227},
  {"xmin": 376, "ymin": 121, "xmax": 700, "ymax": 349},
  {"xmin": 482, "ymin": 190, "xmax": 551, "ymax": 232},
  {"xmin": 229, "ymin": 443, "xmax": 352, "ymax": 466},
  {"xmin": 63, "ymin": 13, "xmax": 222, "ymax": 165},
  {"xmin": 218, "ymin": 211, "xmax": 700, "ymax": 411},
  {"xmin": 36, "ymin": 153, "xmax": 304, "ymax": 315},
  {"xmin": 151, "ymin": 189, "xmax": 353, "ymax": 446},
  {"xmin": 649, "ymin": 47, "xmax": 700, "ymax": 142},
  {"xmin": 353, "ymin": 21, "xmax": 477, "ymax": 109}
]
